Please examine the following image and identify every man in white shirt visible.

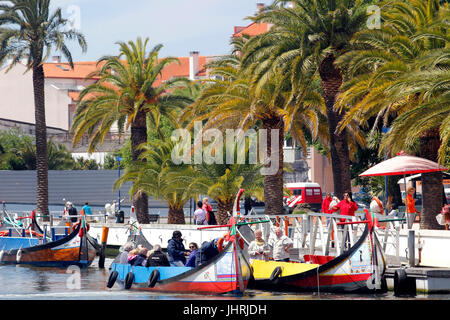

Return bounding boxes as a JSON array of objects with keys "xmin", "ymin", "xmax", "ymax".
[{"xmin": 269, "ymin": 227, "xmax": 293, "ymax": 262}]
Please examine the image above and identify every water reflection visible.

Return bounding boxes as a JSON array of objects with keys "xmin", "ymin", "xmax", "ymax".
[{"xmin": 0, "ymin": 259, "xmax": 447, "ymax": 300}]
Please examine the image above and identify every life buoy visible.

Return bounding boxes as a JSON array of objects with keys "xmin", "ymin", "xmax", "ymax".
[
  {"xmin": 270, "ymin": 266, "xmax": 283, "ymax": 281},
  {"xmin": 106, "ymin": 270, "xmax": 119, "ymax": 288},
  {"xmin": 124, "ymin": 272, "xmax": 134, "ymax": 290},
  {"xmin": 217, "ymin": 237, "xmax": 224, "ymax": 252},
  {"xmin": 148, "ymin": 269, "xmax": 160, "ymax": 288}
]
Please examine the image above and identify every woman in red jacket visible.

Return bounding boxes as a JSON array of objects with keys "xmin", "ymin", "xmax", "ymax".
[{"xmin": 331, "ymin": 192, "xmax": 358, "ymax": 222}]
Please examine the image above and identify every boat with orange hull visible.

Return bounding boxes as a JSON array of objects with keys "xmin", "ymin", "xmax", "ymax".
[
  {"xmin": 0, "ymin": 219, "xmax": 99, "ymax": 268},
  {"xmin": 247, "ymin": 210, "xmax": 387, "ymax": 293}
]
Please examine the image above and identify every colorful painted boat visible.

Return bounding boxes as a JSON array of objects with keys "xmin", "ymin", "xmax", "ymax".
[
  {"xmin": 108, "ymin": 234, "xmax": 252, "ymax": 295},
  {"xmin": 0, "ymin": 218, "xmax": 99, "ymax": 268},
  {"xmin": 247, "ymin": 210, "xmax": 387, "ymax": 293}
]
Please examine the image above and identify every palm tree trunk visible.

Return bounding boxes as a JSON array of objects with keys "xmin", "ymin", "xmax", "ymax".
[
  {"xmin": 319, "ymin": 54, "xmax": 351, "ymax": 199},
  {"xmin": 168, "ymin": 206, "xmax": 185, "ymax": 224},
  {"xmin": 419, "ymin": 128, "xmax": 443, "ymax": 230},
  {"xmin": 131, "ymin": 109, "xmax": 150, "ymax": 224},
  {"xmin": 216, "ymin": 200, "xmax": 233, "ymax": 225},
  {"xmin": 262, "ymin": 115, "xmax": 284, "ymax": 215},
  {"xmin": 32, "ymin": 63, "xmax": 49, "ymax": 219}
]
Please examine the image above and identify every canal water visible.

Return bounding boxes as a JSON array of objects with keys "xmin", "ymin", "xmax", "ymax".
[{"xmin": 0, "ymin": 257, "xmax": 449, "ymax": 301}]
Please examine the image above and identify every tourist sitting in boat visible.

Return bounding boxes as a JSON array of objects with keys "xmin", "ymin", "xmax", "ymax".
[
  {"xmin": 248, "ymin": 230, "xmax": 271, "ymax": 261},
  {"xmin": 195, "ymin": 238, "xmax": 220, "ymax": 267},
  {"xmin": 185, "ymin": 242, "xmax": 199, "ymax": 267},
  {"xmin": 268, "ymin": 227, "xmax": 293, "ymax": 262},
  {"xmin": 331, "ymin": 192, "xmax": 358, "ymax": 223},
  {"xmin": 145, "ymin": 244, "xmax": 170, "ymax": 267},
  {"xmin": 119, "ymin": 242, "xmax": 135, "ymax": 264},
  {"xmin": 132, "ymin": 247, "xmax": 149, "ymax": 266},
  {"xmin": 194, "ymin": 201, "xmax": 208, "ymax": 225},
  {"xmin": 127, "ymin": 248, "xmax": 139, "ymax": 265},
  {"xmin": 167, "ymin": 230, "xmax": 189, "ymax": 267}
]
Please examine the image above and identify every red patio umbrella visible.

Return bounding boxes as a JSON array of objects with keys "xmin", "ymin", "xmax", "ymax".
[
  {"xmin": 360, "ymin": 151, "xmax": 448, "ymax": 177},
  {"xmin": 360, "ymin": 151, "xmax": 448, "ymax": 221}
]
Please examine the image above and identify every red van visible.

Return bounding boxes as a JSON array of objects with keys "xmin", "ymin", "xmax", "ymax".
[{"xmin": 285, "ymin": 182, "xmax": 323, "ymax": 212}]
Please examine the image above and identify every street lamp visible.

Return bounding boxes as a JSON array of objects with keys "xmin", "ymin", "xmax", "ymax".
[{"xmin": 116, "ymin": 155, "xmax": 123, "ymax": 211}]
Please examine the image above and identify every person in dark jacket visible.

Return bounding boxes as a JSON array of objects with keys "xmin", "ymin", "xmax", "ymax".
[
  {"xmin": 67, "ymin": 202, "xmax": 78, "ymax": 223},
  {"xmin": 167, "ymin": 230, "xmax": 188, "ymax": 266},
  {"xmin": 132, "ymin": 247, "xmax": 148, "ymax": 266},
  {"xmin": 146, "ymin": 244, "xmax": 170, "ymax": 267},
  {"xmin": 195, "ymin": 238, "xmax": 219, "ymax": 267},
  {"xmin": 185, "ymin": 242, "xmax": 199, "ymax": 267}
]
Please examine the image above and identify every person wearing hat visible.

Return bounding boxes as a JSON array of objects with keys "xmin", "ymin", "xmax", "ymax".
[
  {"xmin": 195, "ymin": 238, "xmax": 220, "ymax": 267},
  {"xmin": 167, "ymin": 230, "xmax": 189, "ymax": 266}
]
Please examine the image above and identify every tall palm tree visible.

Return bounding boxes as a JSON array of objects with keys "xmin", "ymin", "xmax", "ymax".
[
  {"xmin": 183, "ymin": 36, "xmax": 327, "ymax": 216},
  {"xmin": 0, "ymin": 0, "xmax": 87, "ymax": 218},
  {"xmin": 241, "ymin": 0, "xmax": 372, "ymax": 199},
  {"xmin": 72, "ymin": 38, "xmax": 192, "ymax": 223},
  {"xmin": 337, "ymin": 0, "xmax": 449, "ymax": 229}
]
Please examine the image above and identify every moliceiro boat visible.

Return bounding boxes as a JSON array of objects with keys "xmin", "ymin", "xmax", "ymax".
[
  {"xmin": 247, "ymin": 209, "xmax": 387, "ymax": 293},
  {"xmin": 108, "ymin": 236, "xmax": 251, "ymax": 295},
  {"xmin": 0, "ymin": 209, "xmax": 99, "ymax": 267}
]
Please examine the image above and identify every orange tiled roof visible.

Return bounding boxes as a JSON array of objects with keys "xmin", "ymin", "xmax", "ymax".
[
  {"xmin": 66, "ymin": 55, "xmax": 213, "ymax": 102},
  {"xmin": 44, "ymin": 61, "xmax": 103, "ymax": 80},
  {"xmin": 232, "ymin": 22, "xmax": 270, "ymax": 38}
]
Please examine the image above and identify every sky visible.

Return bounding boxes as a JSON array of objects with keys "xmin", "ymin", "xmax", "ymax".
[{"xmin": 51, "ymin": 0, "xmax": 267, "ymax": 61}]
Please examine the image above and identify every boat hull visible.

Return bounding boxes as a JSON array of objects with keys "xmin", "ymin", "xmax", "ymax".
[
  {"xmin": 249, "ymin": 224, "xmax": 387, "ymax": 293},
  {"xmin": 111, "ymin": 241, "xmax": 251, "ymax": 295},
  {"xmin": 0, "ymin": 226, "xmax": 98, "ymax": 267}
]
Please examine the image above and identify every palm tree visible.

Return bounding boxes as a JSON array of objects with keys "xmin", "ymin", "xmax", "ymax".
[
  {"xmin": 240, "ymin": 0, "xmax": 372, "ymax": 199},
  {"xmin": 183, "ymin": 36, "xmax": 327, "ymax": 216},
  {"xmin": 336, "ymin": 0, "xmax": 449, "ymax": 229},
  {"xmin": 194, "ymin": 160, "xmax": 265, "ymax": 225},
  {"xmin": 71, "ymin": 37, "xmax": 192, "ymax": 223},
  {"xmin": 0, "ymin": 0, "xmax": 87, "ymax": 218},
  {"xmin": 115, "ymin": 140, "xmax": 204, "ymax": 224}
]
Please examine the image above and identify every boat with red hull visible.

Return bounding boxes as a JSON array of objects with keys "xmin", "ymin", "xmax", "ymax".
[
  {"xmin": 108, "ymin": 238, "xmax": 251, "ymax": 295},
  {"xmin": 247, "ymin": 210, "xmax": 387, "ymax": 293}
]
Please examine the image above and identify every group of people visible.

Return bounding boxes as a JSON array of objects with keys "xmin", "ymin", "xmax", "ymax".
[
  {"xmin": 321, "ymin": 191, "xmax": 358, "ymax": 223},
  {"xmin": 64, "ymin": 201, "xmax": 93, "ymax": 223},
  {"xmin": 193, "ymin": 198, "xmax": 217, "ymax": 225},
  {"xmin": 122, "ymin": 230, "xmax": 222, "ymax": 268},
  {"xmin": 321, "ymin": 187, "xmax": 423, "ymax": 225},
  {"xmin": 120, "ymin": 242, "xmax": 170, "ymax": 267},
  {"xmin": 248, "ymin": 227, "xmax": 293, "ymax": 262}
]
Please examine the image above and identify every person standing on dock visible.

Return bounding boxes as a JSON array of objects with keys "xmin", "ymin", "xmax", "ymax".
[
  {"xmin": 331, "ymin": 192, "xmax": 358, "ymax": 223},
  {"xmin": 82, "ymin": 202, "xmax": 92, "ymax": 216},
  {"xmin": 194, "ymin": 201, "xmax": 208, "ymax": 225},
  {"xmin": 67, "ymin": 202, "xmax": 78, "ymax": 223},
  {"xmin": 167, "ymin": 231, "xmax": 189, "ymax": 267},
  {"xmin": 405, "ymin": 187, "xmax": 421, "ymax": 223},
  {"xmin": 322, "ymin": 193, "xmax": 333, "ymax": 226},
  {"xmin": 269, "ymin": 227, "xmax": 293, "ymax": 262}
]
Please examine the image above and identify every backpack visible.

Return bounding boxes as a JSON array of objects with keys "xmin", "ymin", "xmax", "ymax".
[{"xmin": 207, "ymin": 210, "xmax": 217, "ymax": 225}]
